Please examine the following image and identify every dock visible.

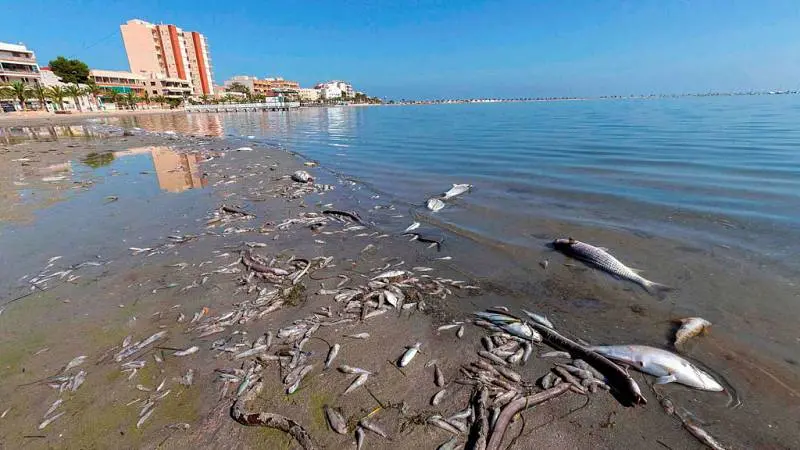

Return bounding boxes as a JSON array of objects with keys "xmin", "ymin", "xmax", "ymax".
[{"xmin": 185, "ymin": 101, "xmax": 300, "ymax": 113}]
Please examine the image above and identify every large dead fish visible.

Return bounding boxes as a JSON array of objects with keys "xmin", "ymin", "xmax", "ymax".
[
  {"xmin": 551, "ymin": 238, "xmax": 671, "ymax": 297},
  {"xmin": 441, "ymin": 184, "xmax": 472, "ymax": 200},
  {"xmin": 426, "ymin": 198, "xmax": 445, "ymax": 212},
  {"xmin": 589, "ymin": 345, "xmax": 723, "ymax": 391}
]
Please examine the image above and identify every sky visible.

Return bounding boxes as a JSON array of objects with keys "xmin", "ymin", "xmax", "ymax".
[{"xmin": 2, "ymin": 0, "xmax": 799, "ymax": 99}]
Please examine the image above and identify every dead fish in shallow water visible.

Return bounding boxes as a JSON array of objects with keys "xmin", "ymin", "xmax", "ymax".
[
  {"xmin": 441, "ymin": 183, "xmax": 472, "ymax": 200},
  {"xmin": 398, "ymin": 342, "xmax": 422, "ymax": 367},
  {"xmin": 38, "ymin": 411, "xmax": 65, "ymax": 430},
  {"xmin": 173, "ymin": 346, "xmax": 199, "ymax": 357},
  {"xmin": 682, "ymin": 417, "xmax": 728, "ymax": 450},
  {"xmin": 343, "ymin": 373, "xmax": 369, "ymax": 394},
  {"xmin": 44, "ymin": 399, "xmax": 63, "ymax": 418},
  {"xmin": 522, "ymin": 309, "xmax": 554, "ymax": 329},
  {"xmin": 674, "ymin": 317, "xmax": 712, "ymax": 347},
  {"xmin": 551, "ymin": 238, "xmax": 671, "ymax": 297},
  {"xmin": 372, "ymin": 270, "xmax": 406, "ymax": 280},
  {"xmin": 62, "ymin": 355, "xmax": 87, "ymax": 373},
  {"xmin": 324, "ymin": 344, "xmax": 340, "ymax": 369},
  {"xmin": 324, "ymin": 405, "xmax": 348, "ymax": 434},
  {"xmin": 426, "ymin": 198, "xmax": 445, "ymax": 212},
  {"xmin": 589, "ymin": 345, "xmax": 723, "ymax": 391},
  {"xmin": 404, "ymin": 222, "xmax": 420, "ymax": 233}
]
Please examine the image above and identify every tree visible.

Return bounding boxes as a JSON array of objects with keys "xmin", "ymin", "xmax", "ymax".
[
  {"xmin": 47, "ymin": 86, "xmax": 66, "ymax": 110},
  {"xmin": 3, "ymin": 81, "xmax": 30, "ymax": 110},
  {"xmin": 227, "ymin": 82, "xmax": 251, "ymax": 96},
  {"xmin": 107, "ymin": 90, "xmax": 121, "ymax": 108},
  {"xmin": 153, "ymin": 95, "xmax": 167, "ymax": 108},
  {"xmin": 65, "ymin": 84, "xmax": 83, "ymax": 111},
  {"xmin": 48, "ymin": 56, "xmax": 90, "ymax": 84},
  {"xmin": 84, "ymin": 81, "xmax": 103, "ymax": 109},
  {"xmin": 31, "ymin": 83, "xmax": 49, "ymax": 111},
  {"xmin": 125, "ymin": 91, "xmax": 138, "ymax": 110},
  {"xmin": 142, "ymin": 90, "xmax": 151, "ymax": 106},
  {"xmin": 199, "ymin": 94, "xmax": 210, "ymax": 104}
]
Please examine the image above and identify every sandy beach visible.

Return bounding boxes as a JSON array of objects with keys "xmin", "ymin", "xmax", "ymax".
[{"xmin": 0, "ymin": 112, "xmax": 797, "ymax": 449}]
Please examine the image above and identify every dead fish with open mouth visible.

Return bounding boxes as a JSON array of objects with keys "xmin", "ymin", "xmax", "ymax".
[
  {"xmin": 441, "ymin": 184, "xmax": 472, "ymax": 200},
  {"xmin": 551, "ymin": 238, "xmax": 672, "ymax": 297}
]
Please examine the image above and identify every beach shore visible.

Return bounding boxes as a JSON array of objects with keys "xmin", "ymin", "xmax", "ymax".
[{"xmin": 0, "ymin": 113, "xmax": 796, "ymax": 449}]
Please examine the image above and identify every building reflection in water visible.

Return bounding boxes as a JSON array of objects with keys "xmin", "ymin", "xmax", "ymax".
[
  {"xmin": 115, "ymin": 145, "xmax": 207, "ymax": 192},
  {"xmin": 0, "ymin": 125, "xmax": 99, "ymax": 144}
]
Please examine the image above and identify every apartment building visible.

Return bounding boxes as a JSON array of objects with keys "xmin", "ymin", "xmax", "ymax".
[
  {"xmin": 314, "ymin": 80, "xmax": 354, "ymax": 99},
  {"xmin": 89, "ymin": 69, "xmax": 147, "ymax": 96},
  {"xmin": 120, "ymin": 19, "xmax": 214, "ymax": 96},
  {"xmin": 0, "ymin": 41, "xmax": 41, "ymax": 86},
  {"xmin": 224, "ymin": 75, "xmax": 300, "ymax": 97},
  {"xmin": 298, "ymin": 88, "xmax": 321, "ymax": 102}
]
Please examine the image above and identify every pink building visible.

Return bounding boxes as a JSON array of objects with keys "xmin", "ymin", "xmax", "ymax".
[{"xmin": 120, "ymin": 19, "xmax": 214, "ymax": 97}]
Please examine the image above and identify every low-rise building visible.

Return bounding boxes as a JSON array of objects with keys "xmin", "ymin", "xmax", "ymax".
[
  {"xmin": 89, "ymin": 69, "xmax": 147, "ymax": 96},
  {"xmin": 223, "ymin": 75, "xmax": 301, "ymax": 97},
  {"xmin": 143, "ymin": 73, "xmax": 193, "ymax": 99},
  {"xmin": 298, "ymin": 88, "xmax": 321, "ymax": 102},
  {"xmin": 39, "ymin": 68, "xmax": 95, "ymax": 111},
  {"xmin": 314, "ymin": 80, "xmax": 354, "ymax": 99},
  {"xmin": 0, "ymin": 41, "xmax": 41, "ymax": 86}
]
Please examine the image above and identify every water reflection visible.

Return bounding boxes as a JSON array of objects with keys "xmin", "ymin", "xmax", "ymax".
[
  {"xmin": 150, "ymin": 146, "xmax": 207, "ymax": 193},
  {"xmin": 0, "ymin": 125, "xmax": 100, "ymax": 144},
  {"xmin": 113, "ymin": 114, "xmax": 224, "ymax": 137}
]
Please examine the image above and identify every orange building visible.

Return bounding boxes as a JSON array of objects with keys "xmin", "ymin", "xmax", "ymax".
[{"xmin": 120, "ymin": 19, "xmax": 214, "ymax": 97}]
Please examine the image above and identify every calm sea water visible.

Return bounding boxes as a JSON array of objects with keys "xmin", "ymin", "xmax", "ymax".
[{"xmin": 117, "ymin": 95, "xmax": 800, "ymax": 269}]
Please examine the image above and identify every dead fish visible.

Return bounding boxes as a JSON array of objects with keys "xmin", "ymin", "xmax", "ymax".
[
  {"xmin": 404, "ymin": 222, "xmax": 421, "ymax": 233},
  {"xmin": 1, "ymin": 407, "xmax": 10, "ymax": 418},
  {"xmin": 426, "ymin": 198, "xmax": 445, "ymax": 212},
  {"xmin": 437, "ymin": 436, "xmax": 459, "ymax": 450},
  {"xmin": 441, "ymin": 183, "xmax": 472, "ymax": 200},
  {"xmin": 398, "ymin": 342, "xmax": 422, "ymax": 367},
  {"xmin": 359, "ymin": 418, "xmax": 388, "ymax": 438},
  {"xmin": 427, "ymin": 416, "xmax": 461, "ymax": 434},
  {"xmin": 478, "ymin": 350, "xmax": 508, "ymax": 366},
  {"xmin": 683, "ymin": 419, "xmax": 728, "ymax": 450},
  {"xmin": 62, "ymin": 355, "xmax": 87, "ymax": 373},
  {"xmin": 522, "ymin": 309, "xmax": 554, "ymax": 329},
  {"xmin": 540, "ymin": 372, "xmax": 557, "ymax": 389},
  {"xmin": 413, "ymin": 266, "xmax": 434, "ymax": 272},
  {"xmin": 180, "ymin": 369, "xmax": 194, "ymax": 386},
  {"xmin": 345, "ymin": 333, "xmax": 370, "ymax": 340},
  {"xmin": 234, "ymin": 345, "xmax": 268, "ymax": 360},
  {"xmin": 456, "ymin": 326, "xmax": 465, "ymax": 338},
  {"xmin": 287, "ymin": 366, "xmax": 313, "ymax": 394},
  {"xmin": 324, "ymin": 344, "xmax": 340, "ymax": 369},
  {"xmin": 589, "ymin": 345, "xmax": 723, "ymax": 391},
  {"xmin": 38, "ymin": 411, "xmax": 65, "ymax": 430},
  {"xmin": 551, "ymin": 238, "xmax": 671, "ymax": 297},
  {"xmin": 675, "ymin": 317, "xmax": 712, "ymax": 347},
  {"xmin": 355, "ymin": 426, "xmax": 365, "ymax": 449},
  {"xmin": 339, "ymin": 365, "xmax": 371, "ymax": 375},
  {"xmin": 495, "ymin": 365, "xmax": 522, "ymax": 383},
  {"xmin": 115, "ymin": 331, "xmax": 167, "ymax": 362},
  {"xmin": 173, "ymin": 346, "xmax": 199, "ymax": 357},
  {"xmin": 136, "ymin": 408, "xmax": 154, "ymax": 429},
  {"xmin": 540, "ymin": 350, "xmax": 571, "ymax": 359},
  {"xmin": 372, "ymin": 270, "xmax": 406, "ymax": 280},
  {"xmin": 431, "ymin": 388, "xmax": 448, "ymax": 405},
  {"xmin": 324, "ymin": 405, "xmax": 348, "ymax": 434},
  {"xmin": 291, "ymin": 170, "xmax": 313, "ymax": 183},
  {"xmin": 434, "ymin": 365, "xmax": 445, "ymax": 387},
  {"xmin": 437, "ymin": 324, "xmax": 461, "ymax": 332},
  {"xmin": 44, "ymin": 399, "xmax": 63, "ymax": 418},
  {"xmin": 343, "ymin": 373, "xmax": 369, "ymax": 394}
]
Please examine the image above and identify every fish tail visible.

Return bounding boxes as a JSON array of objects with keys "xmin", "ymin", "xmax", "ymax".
[{"xmin": 643, "ymin": 280, "xmax": 673, "ymax": 299}]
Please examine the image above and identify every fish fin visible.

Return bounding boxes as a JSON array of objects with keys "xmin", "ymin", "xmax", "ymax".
[
  {"xmin": 655, "ymin": 374, "xmax": 677, "ymax": 385},
  {"xmin": 629, "ymin": 267, "xmax": 644, "ymax": 274},
  {"xmin": 643, "ymin": 280, "xmax": 674, "ymax": 300}
]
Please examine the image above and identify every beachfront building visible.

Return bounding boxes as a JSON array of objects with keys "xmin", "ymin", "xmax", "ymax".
[
  {"xmin": 39, "ymin": 68, "xmax": 95, "ymax": 112},
  {"xmin": 143, "ymin": 73, "xmax": 193, "ymax": 100},
  {"xmin": 120, "ymin": 19, "xmax": 214, "ymax": 96},
  {"xmin": 0, "ymin": 41, "xmax": 41, "ymax": 87},
  {"xmin": 298, "ymin": 88, "xmax": 321, "ymax": 103},
  {"xmin": 314, "ymin": 80, "xmax": 354, "ymax": 100},
  {"xmin": 89, "ymin": 69, "xmax": 147, "ymax": 96},
  {"xmin": 223, "ymin": 75, "xmax": 300, "ymax": 98}
]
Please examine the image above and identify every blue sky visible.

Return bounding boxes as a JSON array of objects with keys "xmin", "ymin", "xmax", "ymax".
[{"xmin": 2, "ymin": 1, "xmax": 799, "ymax": 99}]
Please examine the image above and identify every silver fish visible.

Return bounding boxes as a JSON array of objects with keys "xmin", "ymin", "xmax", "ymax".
[
  {"xmin": 426, "ymin": 198, "xmax": 445, "ymax": 212},
  {"xmin": 589, "ymin": 345, "xmax": 723, "ymax": 391},
  {"xmin": 434, "ymin": 365, "xmax": 445, "ymax": 387},
  {"xmin": 38, "ymin": 411, "xmax": 65, "ymax": 430},
  {"xmin": 324, "ymin": 405, "xmax": 348, "ymax": 434},
  {"xmin": 62, "ymin": 355, "xmax": 87, "ymax": 373},
  {"xmin": 431, "ymin": 388, "xmax": 447, "ymax": 405},
  {"xmin": 234, "ymin": 345, "xmax": 268, "ymax": 360},
  {"xmin": 338, "ymin": 365, "xmax": 371, "ymax": 375},
  {"xmin": 441, "ymin": 183, "xmax": 472, "ymax": 200},
  {"xmin": 136, "ymin": 408, "xmax": 154, "ymax": 429},
  {"xmin": 675, "ymin": 317, "xmax": 712, "ymax": 346},
  {"xmin": 343, "ymin": 373, "xmax": 369, "ymax": 394},
  {"xmin": 359, "ymin": 418, "xmax": 388, "ymax": 438},
  {"xmin": 345, "ymin": 333, "xmax": 370, "ymax": 340},
  {"xmin": 437, "ymin": 324, "xmax": 461, "ymax": 332},
  {"xmin": 427, "ymin": 416, "xmax": 460, "ymax": 434},
  {"xmin": 522, "ymin": 309, "xmax": 554, "ymax": 329},
  {"xmin": 398, "ymin": 342, "xmax": 421, "ymax": 367},
  {"xmin": 551, "ymin": 238, "xmax": 671, "ymax": 296},
  {"xmin": 437, "ymin": 436, "xmax": 459, "ymax": 450},
  {"xmin": 404, "ymin": 222, "xmax": 421, "ymax": 233},
  {"xmin": 372, "ymin": 270, "xmax": 406, "ymax": 280},
  {"xmin": 44, "ymin": 399, "xmax": 63, "ymax": 418},
  {"xmin": 114, "ymin": 331, "xmax": 167, "ymax": 362},
  {"xmin": 324, "ymin": 344, "xmax": 340, "ymax": 369},
  {"xmin": 173, "ymin": 346, "xmax": 199, "ymax": 357},
  {"xmin": 355, "ymin": 426, "xmax": 365, "ymax": 450}
]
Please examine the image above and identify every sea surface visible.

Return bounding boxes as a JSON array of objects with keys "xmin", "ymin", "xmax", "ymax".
[{"xmin": 115, "ymin": 96, "xmax": 800, "ymax": 268}]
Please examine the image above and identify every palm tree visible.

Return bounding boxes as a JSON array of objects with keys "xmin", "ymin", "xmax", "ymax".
[
  {"xmin": 107, "ymin": 90, "xmax": 121, "ymax": 109},
  {"xmin": 142, "ymin": 89, "xmax": 151, "ymax": 106},
  {"xmin": 47, "ymin": 86, "xmax": 67, "ymax": 111},
  {"xmin": 200, "ymin": 94, "xmax": 209, "ymax": 104},
  {"xmin": 84, "ymin": 81, "xmax": 104, "ymax": 110},
  {"xmin": 30, "ymin": 83, "xmax": 49, "ymax": 111},
  {"xmin": 4, "ymin": 81, "xmax": 30, "ymax": 111},
  {"xmin": 65, "ymin": 84, "xmax": 83, "ymax": 112},
  {"xmin": 125, "ymin": 91, "xmax": 138, "ymax": 110}
]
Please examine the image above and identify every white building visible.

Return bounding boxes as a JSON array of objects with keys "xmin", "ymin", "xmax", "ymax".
[
  {"xmin": 39, "ymin": 68, "xmax": 95, "ymax": 112},
  {"xmin": 298, "ymin": 88, "xmax": 321, "ymax": 102},
  {"xmin": 314, "ymin": 80, "xmax": 354, "ymax": 99},
  {"xmin": 0, "ymin": 41, "xmax": 41, "ymax": 87}
]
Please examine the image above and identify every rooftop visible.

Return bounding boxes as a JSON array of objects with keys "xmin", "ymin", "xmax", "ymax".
[{"xmin": 0, "ymin": 41, "xmax": 34, "ymax": 54}]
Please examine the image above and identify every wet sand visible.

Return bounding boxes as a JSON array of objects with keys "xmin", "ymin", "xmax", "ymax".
[{"xmin": 0, "ymin": 114, "xmax": 798, "ymax": 449}]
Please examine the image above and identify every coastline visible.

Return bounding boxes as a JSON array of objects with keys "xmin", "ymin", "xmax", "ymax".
[{"xmin": 0, "ymin": 112, "xmax": 797, "ymax": 449}]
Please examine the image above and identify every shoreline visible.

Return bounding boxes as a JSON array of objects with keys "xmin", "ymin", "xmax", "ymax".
[{"xmin": 0, "ymin": 115, "xmax": 797, "ymax": 449}]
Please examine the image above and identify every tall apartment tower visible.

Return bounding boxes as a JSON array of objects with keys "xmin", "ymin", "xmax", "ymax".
[{"xmin": 120, "ymin": 19, "xmax": 214, "ymax": 96}]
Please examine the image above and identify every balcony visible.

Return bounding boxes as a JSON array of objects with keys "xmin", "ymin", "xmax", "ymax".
[{"xmin": 0, "ymin": 54, "xmax": 37, "ymax": 64}]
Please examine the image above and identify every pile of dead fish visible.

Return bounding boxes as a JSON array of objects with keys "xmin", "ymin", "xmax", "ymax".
[
  {"xmin": 426, "ymin": 183, "xmax": 472, "ymax": 212},
  {"xmin": 34, "ymin": 355, "xmax": 88, "ymax": 430}
]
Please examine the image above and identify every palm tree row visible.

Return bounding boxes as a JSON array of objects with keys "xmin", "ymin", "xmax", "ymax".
[{"xmin": 0, "ymin": 80, "xmax": 174, "ymax": 112}]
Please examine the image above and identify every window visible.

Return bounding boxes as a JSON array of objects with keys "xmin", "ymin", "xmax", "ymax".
[
  {"xmin": 151, "ymin": 82, "xmax": 156, "ymax": 86},
  {"xmin": 153, "ymin": 90, "xmax": 158, "ymax": 94}
]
